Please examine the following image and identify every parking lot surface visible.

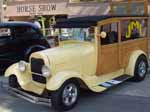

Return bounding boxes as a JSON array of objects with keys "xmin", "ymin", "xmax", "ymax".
[{"xmin": 0, "ymin": 72, "xmax": 150, "ymax": 112}]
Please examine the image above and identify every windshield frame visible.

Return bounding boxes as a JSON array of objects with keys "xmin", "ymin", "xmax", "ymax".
[{"xmin": 53, "ymin": 26, "xmax": 95, "ymax": 43}]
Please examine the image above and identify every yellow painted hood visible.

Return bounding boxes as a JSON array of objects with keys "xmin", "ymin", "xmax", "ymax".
[{"xmin": 31, "ymin": 42, "xmax": 96, "ymax": 76}]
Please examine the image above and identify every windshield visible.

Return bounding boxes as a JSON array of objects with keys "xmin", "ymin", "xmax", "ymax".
[{"xmin": 55, "ymin": 27, "xmax": 95, "ymax": 42}]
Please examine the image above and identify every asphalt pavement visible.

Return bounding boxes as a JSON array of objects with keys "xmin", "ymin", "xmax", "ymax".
[{"xmin": 0, "ymin": 72, "xmax": 150, "ymax": 112}]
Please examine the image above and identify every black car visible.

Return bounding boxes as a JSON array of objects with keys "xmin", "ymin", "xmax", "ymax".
[{"xmin": 0, "ymin": 21, "xmax": 50, "ymax": 73}]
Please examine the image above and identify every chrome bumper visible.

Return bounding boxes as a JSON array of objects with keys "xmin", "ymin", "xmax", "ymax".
[{"xmin": 0, "ymin": 81, "xmax": 51, "ymax": 106}]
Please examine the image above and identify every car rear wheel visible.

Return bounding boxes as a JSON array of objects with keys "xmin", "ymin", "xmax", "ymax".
[
  {"xmin": 51, "ymin": 80, "xmax": 79, "ymax": 111},
  {"xmin": 9, "ymin": 75, "xmax": 20, "ymax": 88},
  {"xmin": 132, "ymin": 55, "xmax": 148, "ymax": 82}
]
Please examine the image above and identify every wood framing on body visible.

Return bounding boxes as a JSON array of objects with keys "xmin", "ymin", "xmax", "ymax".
[{"xmin": 96, "ymin": 17, "xmax": 148, "ymax": 75}]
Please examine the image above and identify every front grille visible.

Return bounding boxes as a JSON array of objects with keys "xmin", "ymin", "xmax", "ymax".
[
  {"xmin": 31, "ymin": 58, "xmax": 44, "ymax": 74},
  {"xmin": 32, "ymin": 74, "xmax": 46, "ymax": 84}
]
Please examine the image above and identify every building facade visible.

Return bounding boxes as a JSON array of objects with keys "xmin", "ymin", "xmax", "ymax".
[
  {"xmin": 3, "ymin": 0, "xmax": 111, "ymax": 35},
  {"xmin": 3, "ymin": 0, "xmax": 148, "ymax": 35},
  {"xmin": 4, "ymin": 0, "xmax": 148, "ymax": 20},
  {"xmin": 0, "ymin": 0, "xmax": 3, "ymax": 21},
  {"xmin": 4, "ymin": 0, "xmax": 110, "ymax": 21}
]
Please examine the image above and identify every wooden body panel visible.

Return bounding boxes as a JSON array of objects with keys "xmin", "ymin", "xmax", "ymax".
[
  {"xmin": 98, "ymin": 44, "xmax": 119, "ymax": 75},
  {"xmin": 97, "ymin": 17, "xmax": 148, "ymax": 76},
  {"xmin": 119, "ymin": 38, "xmax": 148, "ymax": 68},
  {"xmin": 97, "ymin": 38, "xmax": 147, "ymax": 76}
]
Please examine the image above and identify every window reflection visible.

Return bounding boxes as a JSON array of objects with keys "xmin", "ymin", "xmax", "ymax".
[{"xmin": 57, "ymin": 27, "xmax": 94, "ymax": 42}]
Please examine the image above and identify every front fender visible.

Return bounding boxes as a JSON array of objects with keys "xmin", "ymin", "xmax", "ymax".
[
  {"xmin": 125, "ymin": 50, "xmax": 147, "ymax": 76},
  {"xmin": 46, "ymin": 71, "xmax": 83, "ymax": 91},
  {"xmin": 5, "ymin": 63, "xmax": 32, "ymax": 86},
  {"xmin": 24, "ymin": 45, "xmax": 47, "ymax": 59},
  {"xmin": 5, "ymin": 63, "xmax": 18, "ymax": 77},
  {"xmin": 5, "ymin": 63, "xmax": 45, "ymax": 94}
]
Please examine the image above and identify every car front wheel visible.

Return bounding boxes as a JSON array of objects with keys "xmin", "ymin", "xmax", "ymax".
[
  {"xmin": 51, "ymin": 80, "xmax": 79, "ymax": 111},
  {"xmin": 9, "ymin": 75, "xmax": 20, "ymax": 88}
]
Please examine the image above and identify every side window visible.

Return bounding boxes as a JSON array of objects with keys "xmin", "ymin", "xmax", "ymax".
[
  {"xmin": 100, "ymin": 22, "xmax": 118, "ymax": 45},
  {"xmin": 0, "ymin": 28, "xmax": 12, "ymax": 39},
  {"xmin": 14, "ymin": 26, "xmax": 40, "ymax": 39},
  {"xmin": 14, "ymin": 26, "xmax": 28, "ymax": 38},
  {"xmin": 121, "ymin": 19, "xmax": 147, "ymax": 41},
  {"xmin": 26, "ymin": 27, "xmax": 41, "ymax": 39}
]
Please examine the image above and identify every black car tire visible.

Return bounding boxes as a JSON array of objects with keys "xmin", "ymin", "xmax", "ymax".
[
  {"xmin": 131, "ymin": 55, "xmax": 148, "ymax": 82},
  {"xmin": 51, "ymin": 80, "xmax": 80, "ymax": 111},
  {"xmin": 9, "ymin": 75, "xmax": 20, "ymax": 88}
]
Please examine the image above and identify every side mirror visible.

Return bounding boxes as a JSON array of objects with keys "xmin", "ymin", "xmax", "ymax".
[{"xmin": 100, "ymin": 31, "xmax": 107, "ymax": 39}]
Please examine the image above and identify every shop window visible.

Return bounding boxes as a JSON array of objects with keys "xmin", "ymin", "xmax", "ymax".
[
  {"xmin": 111, "ymin": 1, "xmax": 147, "ymax": 16},
  {"xmin": 100, "ymin": 23, "xmax": 118, "ymax": 45},
  {"xmin": 113, "ymin": 3, "xmax": 127, "ymax": 15},
  {"xmin": 121, "ymin": 19, "xmax": 147, "ymax": 41},
  {"xmin": 130, "ymin": 2, "xmax": 145, "ymax": 16}
]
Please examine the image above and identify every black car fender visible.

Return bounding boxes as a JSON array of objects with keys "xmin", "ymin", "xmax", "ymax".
[{"xmin": 24, "ymin": 45, "xmax": 48, "ymax": 61}]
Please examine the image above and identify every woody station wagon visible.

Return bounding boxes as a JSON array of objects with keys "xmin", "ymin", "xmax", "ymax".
[{"xmin": 5, "ymin": 16, "xmax": 149, "ymax": 111}]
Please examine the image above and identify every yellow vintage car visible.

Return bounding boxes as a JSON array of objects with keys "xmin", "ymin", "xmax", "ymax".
[{"xmin": 5, "ymin": 16, "xmax": 148, "ymax": 111}]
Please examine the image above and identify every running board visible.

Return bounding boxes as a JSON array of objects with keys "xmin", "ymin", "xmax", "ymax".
[
  {"xmin": 99, "ymin": 74, "xmax": 131, "ymax": 89},
  {"xmin": 0, "ymin": 81, "xmax": 51, "ymax": 106}
]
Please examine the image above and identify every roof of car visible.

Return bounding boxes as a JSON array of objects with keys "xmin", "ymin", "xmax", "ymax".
[
  {"xmin": 0, "ymin": 21, "xmax": 39, "ymax": 29},
  {"xmin": 55, "ymin": 15, "xmax": 147, "ymax": 28}
]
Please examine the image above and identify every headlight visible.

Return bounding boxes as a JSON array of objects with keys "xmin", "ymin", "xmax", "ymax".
[
  {"xmin": 19, "ymin": 61, "xmax": 26, "ymax": 72},
  {"xmin": 41, "ymin": 65, "xmax": 51, "ymax": 77}
]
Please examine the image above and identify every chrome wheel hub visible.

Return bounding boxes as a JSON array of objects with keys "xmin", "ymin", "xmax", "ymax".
[
  {"xmin": 138, "ymin": 61, "xmax": 146, "ymax": 77},
  {"xmin": 62, "ymin": 83, "xmax": 78, "ymax": 106}
]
